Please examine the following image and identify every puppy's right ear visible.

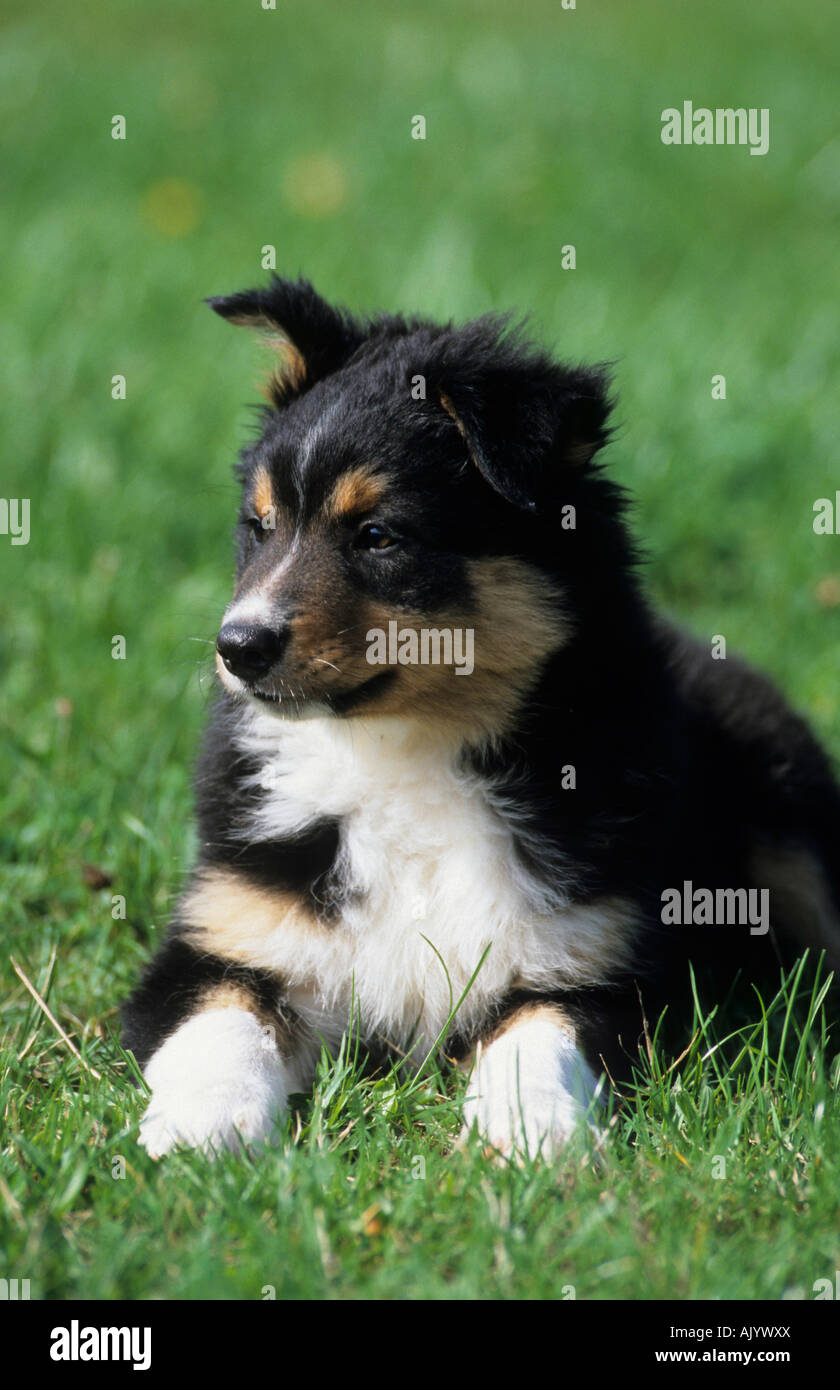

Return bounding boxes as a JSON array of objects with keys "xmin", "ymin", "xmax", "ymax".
[{"xmin": 207, "ymin": 275, "xmax": 368, "ymax": 405}]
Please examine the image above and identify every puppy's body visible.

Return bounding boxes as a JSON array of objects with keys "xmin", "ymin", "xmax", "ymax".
[{"xmin": 123, "ymin": 278, "xmax": 840, "ymax": 1158}]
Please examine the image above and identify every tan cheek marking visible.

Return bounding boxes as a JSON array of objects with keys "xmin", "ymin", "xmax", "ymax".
[
  {"xmin": 325, "ymin": 467, "xmax": 385, "ymax": 521},
  {"xmin": 361, "ymin": 558, "xmax": 569, "ymax": 742},
  {"xmin": 181, "ymin": 866, "xmax": 324, "ymax": 970},
  {"xmin": 252, "ymin": 466, "xmax": 275, "ymax": 521},
  {"xmin": 466, "ymin": 556, "xmax": 569, "ymax": 675}
]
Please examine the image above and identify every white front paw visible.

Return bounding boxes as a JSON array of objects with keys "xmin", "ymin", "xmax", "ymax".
[
  {"xmin": 138, "ymin": 1079, "xmax": 284, "ymax": 1158},
  {"xmin": 462, "ymin": 1086, "xmax": 586, "ymax": 1160},
  {"xmin": 137, "ymin": 1007, "xmax": 289, "ymax": 1159},
  {"xmin": 461, "ymin": 1014, "xmax": 598, "ymax": 1161}
]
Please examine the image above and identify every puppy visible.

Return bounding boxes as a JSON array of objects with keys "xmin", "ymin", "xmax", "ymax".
[{"xmin": 123, "ymin": 276, "xmax": 840, "ymax": 1159}]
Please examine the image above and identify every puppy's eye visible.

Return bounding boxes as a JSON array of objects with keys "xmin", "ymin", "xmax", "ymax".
[
  {"xmin": 355, "ymin": 523, "xmax": 398, "ymax": 551},
  {"xmin": 245, "ymin": 513, "xmax": 274, "ymax": 542}
]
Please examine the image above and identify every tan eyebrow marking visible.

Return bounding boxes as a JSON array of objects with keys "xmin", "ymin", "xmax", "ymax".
[
  {"xmin": 252, "ymin": 465, "xmax": 275, "ymax": 520},
  {"xmin": 325, "ymin": 466, "xmax": 385, "ymax": 521}
]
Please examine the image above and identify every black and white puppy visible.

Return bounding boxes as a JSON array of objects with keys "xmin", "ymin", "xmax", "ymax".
[{"xmin": 123, "ymin": 276, "xmax": 840, "ymax": 1159}]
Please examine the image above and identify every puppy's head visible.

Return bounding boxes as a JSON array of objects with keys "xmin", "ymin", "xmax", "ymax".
[{"xmin": 209, "ymin": 276, "xmax": 612, "ymax": 742}]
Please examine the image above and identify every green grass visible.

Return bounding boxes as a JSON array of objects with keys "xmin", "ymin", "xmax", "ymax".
[
  {"xmin": 2, "ymin": 0, "xmax": 840, "ymax": 1300},
  {"xmin": 3, "ymin": 957, "xmax": 840, "ymax": 1299}
]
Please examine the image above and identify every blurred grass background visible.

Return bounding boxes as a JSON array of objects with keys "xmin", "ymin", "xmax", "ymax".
[{"xmin": 1, "ymin": 0, "xmax": 839, "ymax": 1300}]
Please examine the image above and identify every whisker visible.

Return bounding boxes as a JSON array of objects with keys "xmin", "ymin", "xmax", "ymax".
[{"xmin": 335, "ymin": 621, "xmax": 378, "ymax": 637}]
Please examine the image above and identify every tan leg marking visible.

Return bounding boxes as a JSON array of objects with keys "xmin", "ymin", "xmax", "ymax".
[
  {"xmin": 181, "ymin": 866, "xmax": 323, "ymax": 970},
  {"xmin": 486, "ymin": 1001, "xmax": 577, "ymax": 1046}
]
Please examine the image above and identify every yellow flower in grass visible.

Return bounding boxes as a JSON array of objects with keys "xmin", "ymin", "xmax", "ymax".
[
  {"xmin": 282, "ymin": 153, "xmax": 348, "ymax": 219},
  {"xmin": 142, "ymin": 178, "xmax": 204, "ymax": 238}
]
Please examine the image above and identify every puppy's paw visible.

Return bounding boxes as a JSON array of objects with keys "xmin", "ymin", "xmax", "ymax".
[
  {"xmin": 137, "ymin": 1007, "xmax": 289, "ymax": 1159},
  {"xmin": 460, "ymin": 1009, "xmax": 599, "ymax": 1163},
  {"xmin": 138, "ymin": 1081, "xmax": 284, "ymax": 1159},
  {"xmin": 460, "ymin": 1090, "xmax": 587, "ymax": 1162}
]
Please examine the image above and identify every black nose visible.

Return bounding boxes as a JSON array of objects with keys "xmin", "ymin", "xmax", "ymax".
[{"xmin": 216, "ymin": 623, "xmax": 289, "ymax": 682}]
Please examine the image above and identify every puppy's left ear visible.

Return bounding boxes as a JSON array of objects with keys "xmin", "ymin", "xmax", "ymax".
[
  {"xmin": 436, "ymin": 344, "xmax": 611, "ymax": 511},
  {"xmin": 207, "ymin": 275, "xmax": 368, "ymax": 405}
]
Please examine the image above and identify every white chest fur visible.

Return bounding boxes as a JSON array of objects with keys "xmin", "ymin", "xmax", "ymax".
[{"xmin": 233, "ymin": 709, "xmax": 632, "ymax": 1049}]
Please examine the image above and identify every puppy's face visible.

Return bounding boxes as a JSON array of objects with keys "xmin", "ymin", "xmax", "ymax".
[{"xmin": 210, "ymin": 278, "xmax": 610, "ymax": 742}]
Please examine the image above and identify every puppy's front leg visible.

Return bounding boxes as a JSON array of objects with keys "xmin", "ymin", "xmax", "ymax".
[
  {"xmin": 137, "ymin": 995, "xmax": 299, "ymax": 1159},
  {"xmin": 462, "ymin": 1003, "xmax": 599, "ymax": 1160},
  {"xmin": 124, "ymin": 883, "xmax": 319, "ymax": 1159}
]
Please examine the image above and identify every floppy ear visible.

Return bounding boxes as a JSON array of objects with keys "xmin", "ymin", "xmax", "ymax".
[
  {"xmin": 207, "ymin": 275, "xmax": 368, "ymax": 406},
  {"xmin": 435, "ymin": 335, "xmax": 612, "ymax": 511}
]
